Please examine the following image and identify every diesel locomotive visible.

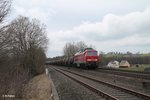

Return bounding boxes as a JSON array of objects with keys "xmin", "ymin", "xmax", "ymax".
[{"xmin": 46, "ymin": 48, "xmax": 99, "ymax": 69}]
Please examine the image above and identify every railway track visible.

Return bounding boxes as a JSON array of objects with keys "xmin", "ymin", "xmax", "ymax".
[
  {"xmin": 51, "ymin": 66, "xmax": 150, "ymax": 100},
  {"xmin": 97, "ymin": 67, "xmax": 150, "ymax": 80},
  {"xmin": 98, "ymin": 67, "xmax": 150, "ymax": 74}
]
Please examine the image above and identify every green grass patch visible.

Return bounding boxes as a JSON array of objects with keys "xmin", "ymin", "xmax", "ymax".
[
  {"xmin": 118, "ymin": 64, "xmax": 150, "ymax": 72},
  {"xmin": 142, "ymin": 54, "xmax": 150, "ymax": 56}
]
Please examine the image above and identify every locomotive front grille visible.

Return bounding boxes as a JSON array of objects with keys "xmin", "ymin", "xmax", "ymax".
[{"xmin": 86, "ymin": 62, "xmax": 97, "ymax": 66}]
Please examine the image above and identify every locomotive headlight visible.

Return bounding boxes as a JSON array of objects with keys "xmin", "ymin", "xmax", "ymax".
[
  {"xmin": 94, "ymin": 59, "xmax": 98, "ymax": 61},
  {"xmin": 87, "ymin": 59, "xmax": 98, "ymax": 61},
  {"xmin": 95, "ymin": 59, "xmax": 98, "ymax": 61},
  {"xmin": 87, "ymin": 59, "xmax": 92, "ymax": 61}
]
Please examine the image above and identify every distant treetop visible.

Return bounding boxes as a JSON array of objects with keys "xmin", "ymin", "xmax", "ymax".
[{"xmin": 84, "ymin": 48, "xmax": 94, "ymax": 51}]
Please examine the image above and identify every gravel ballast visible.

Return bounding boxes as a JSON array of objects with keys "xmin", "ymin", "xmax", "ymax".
[
  {"xmin": 56, "ymin": 66, "xmax": 150, "ymax": 95},
  {"xmin": 48, "ymin": 67, "xmax": 104, "ymax": 100}
]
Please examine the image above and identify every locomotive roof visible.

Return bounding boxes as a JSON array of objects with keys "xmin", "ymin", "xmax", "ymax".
[
  {"xmin": 84, "ymin": 48, "xmax": 93, "ymax": 51},
  {"xmin": 74, "ymin": 48, "xmax": 97, "ymax": 56}
]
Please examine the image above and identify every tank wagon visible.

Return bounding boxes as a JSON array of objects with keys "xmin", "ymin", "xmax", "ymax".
[{"xmin": 47, "ymin": 48, "xmax": 99, "ymax": 69}]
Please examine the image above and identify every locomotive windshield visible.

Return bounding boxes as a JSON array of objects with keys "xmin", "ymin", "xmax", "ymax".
[{"xmin": 86, "ymin": 51, "xmax": 97, "ymax": 56}]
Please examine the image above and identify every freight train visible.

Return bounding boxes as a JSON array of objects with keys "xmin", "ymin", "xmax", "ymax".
[{"xmin": 46, "ymin": 48, "xmax": 99, "ymax": 69}]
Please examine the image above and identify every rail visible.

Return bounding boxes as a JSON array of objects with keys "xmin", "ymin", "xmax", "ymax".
[{"xmin": 53, "ymin": 67, "xmax": 150, "ymax": 100}]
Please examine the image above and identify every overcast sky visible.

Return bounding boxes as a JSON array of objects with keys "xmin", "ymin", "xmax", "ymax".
[{"xmin": 12, "ymin": 0, "xmax": 150, "ymax": 57}]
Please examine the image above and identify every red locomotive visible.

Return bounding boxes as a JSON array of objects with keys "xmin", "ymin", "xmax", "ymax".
[
  {"xmin": 74, "ymin": 48, "xmax": 99, "ymax": 68},
  {"xmin": 46, "ymin": 48, "xmax": 99, "ymax": 69}
]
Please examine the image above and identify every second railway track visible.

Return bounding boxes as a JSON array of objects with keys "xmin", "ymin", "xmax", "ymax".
[
  {"xmin": 51, "ymin": 66, "xmax": 150, "ymax": 100},
  {"xmin": 97, "ymin": 67, "xmax": 150, "ymax": 80}
]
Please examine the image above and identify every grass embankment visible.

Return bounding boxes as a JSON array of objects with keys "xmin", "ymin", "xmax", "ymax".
[
  {"xmin": 22, "ymin": 74, "xmax": 52, "ymax": 100},
  {"xmin": 119, "ymin": 64, "xmax": 150, "ymax": 72}
]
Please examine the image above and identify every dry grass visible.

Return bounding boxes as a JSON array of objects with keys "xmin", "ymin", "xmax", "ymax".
[{"xmin": 22, "ymin": 74, "xmax": 52, "ymax": 100}]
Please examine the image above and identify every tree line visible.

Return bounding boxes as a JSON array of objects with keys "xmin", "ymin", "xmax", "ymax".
[
  {"xmin": 63, "ymin": 41, "xmax": 95, "ymax": 56},
  {"xmin": 62, "ymin": 41, "xmax": 150, "ymax": 66},
  {"xmin": 0, "ymin": 0, "xmax": 48, "ymax": 98},
  {"xmin": 99, "ymin": 55, "xmax": 150, "ymax": 66}
]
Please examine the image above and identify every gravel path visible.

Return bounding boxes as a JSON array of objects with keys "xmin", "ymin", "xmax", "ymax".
[
  {"xmin": 23, "ymin": 74, "xmax": 51, "ymax": 100},
  {"xmin": 48, "ymin": 67, "xmax": 105, "ymax": 100}
]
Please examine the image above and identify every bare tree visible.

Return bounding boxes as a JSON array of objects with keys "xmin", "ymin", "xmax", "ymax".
[
  {"xmin": 8, "ymin": 15, "xmax": 48, "ymax": 75},
  {"xmin": 0, "ymin": 1, "xmax": 48, "ymax": 98},
  {"xmin": 0, "ymin": 0, "xmax": 12, "ymax": 69},
  {"xmin": 63, "ymin": 42, "xmax": 78, "ymax": 56},
  {"xmin": 0, "ymin": 26, "xmax": 11, "ymax": 57},
  {"xmin": 63, "ymin": 41, "xmax": 89, "ymax": 56},
  {"xmin": 76, "ymin": 41, "xmax": 88, "ymax": 51},
  {"xmin": 0, "ymin": 0, "xmax": 15, "ymax": 97},
  {"xmin": 9, "ymin": 16, "xmax": 48, "ymax": 54},
  {"xmin": 0, "ymin": 0, "xmax": 11, "ymax": 58},
  {"xmin": 0, "ymin": 0, "xmax": 11, "ymax": 23}
]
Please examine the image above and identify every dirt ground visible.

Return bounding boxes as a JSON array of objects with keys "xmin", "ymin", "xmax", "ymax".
[{"xmin": 22, "ymin": 74, "xmax": 52, "ymax": 100}]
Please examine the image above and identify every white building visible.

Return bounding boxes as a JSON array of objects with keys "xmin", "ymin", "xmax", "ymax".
[{"xmin": 107, "ymin": 60, "xmax": 119, "ymax": 68}]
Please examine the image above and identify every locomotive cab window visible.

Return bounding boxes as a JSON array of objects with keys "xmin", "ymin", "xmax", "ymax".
[
  {"xmin": 86, "ymin": 51, "xmax": 97, "ymax": 56},
  {"xmin": 93, "ymin": 52, "xmax": 97, "ymax": 56}
]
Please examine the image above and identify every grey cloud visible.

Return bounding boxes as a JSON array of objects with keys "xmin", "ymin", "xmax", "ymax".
[{"xmin": 60, "ymin": 37, "xmax": 80, "ymax": 42}]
